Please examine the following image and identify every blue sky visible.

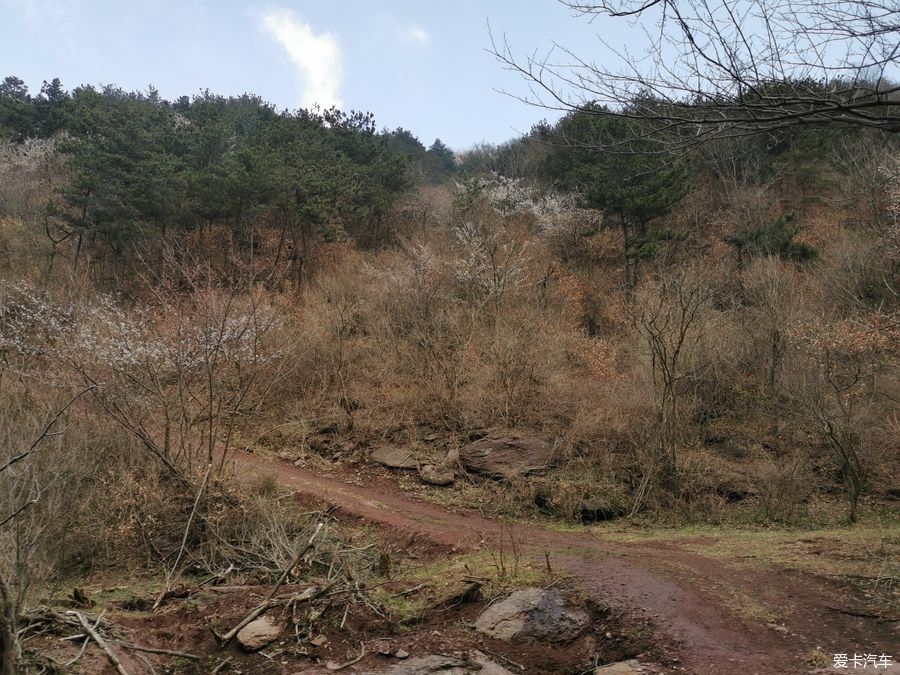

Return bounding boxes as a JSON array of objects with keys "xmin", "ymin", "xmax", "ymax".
[{"xmin": 0, "ymin": 0, "xmax": 620, "ymax": 149}]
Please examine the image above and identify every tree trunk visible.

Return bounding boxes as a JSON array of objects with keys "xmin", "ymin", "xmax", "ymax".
[
  {"xmin": 0, "ymin": 577, "xmax": 15, "ymax": 675},
  {"xmin": 73, "ymin": 232, "xmax": 84, "ymax": 274},
  {"xmin": 621, "ymin": 218, "xmax": 636, "ymax": 297}
]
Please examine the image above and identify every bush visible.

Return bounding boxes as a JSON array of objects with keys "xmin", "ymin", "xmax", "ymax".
[{"xmin": 725, "ymin": 213, "xmax": 816, "ymax": 264}]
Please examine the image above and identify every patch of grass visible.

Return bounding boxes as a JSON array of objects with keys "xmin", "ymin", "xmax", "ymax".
[
  {"xmin": 60, "ymin": 576, "xmax": 170, "ymax": 615},
  {"xmin": 806, "ymin": 649, "xmax": 831, "ymax": 668},
  {"xmin": 586, "ymin": 519, "xmax": 900, "ymax": 581}
]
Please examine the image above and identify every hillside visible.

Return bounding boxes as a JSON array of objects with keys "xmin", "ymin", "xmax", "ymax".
[{"xmin": 0, "ymin": 69, "xmax": 898, "ymax": 675}]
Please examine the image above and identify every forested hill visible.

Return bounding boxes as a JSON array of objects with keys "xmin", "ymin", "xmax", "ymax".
[{"xmin": 0, "ymin": 75, "xmax": 456, "ymax": 254}]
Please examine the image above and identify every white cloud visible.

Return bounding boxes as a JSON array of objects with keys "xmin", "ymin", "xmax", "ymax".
[
  {"xmin": 258, "ymin": 8, "xmax": 343, "ymax": 109},
  {"xmin": 402, "ymin": 25, "xmax": 429, "ymax": 46}
]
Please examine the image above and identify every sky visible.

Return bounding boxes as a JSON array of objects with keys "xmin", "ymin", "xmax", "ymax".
[{"xmin": 0, "ymin": 0, "xmax": 625, "ymax": 149}]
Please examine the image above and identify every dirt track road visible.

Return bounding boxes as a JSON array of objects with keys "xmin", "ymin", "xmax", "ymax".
[{"xmin": 236, "ymin": 452, "xmax": 898, "ymax": 675}]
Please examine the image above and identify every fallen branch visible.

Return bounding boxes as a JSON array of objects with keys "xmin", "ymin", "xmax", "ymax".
[
  {"xmin": 215, "ymin": 584, "xmax": 323, "ymax": 644},
  {"xmin": 209, "ymin": 523, "xmax": 326, "ymax": 642},
  {"xmin": 211, "ymin": 656, "xmax": 231, "ymax": 673},
  {"xmin": 264, "ymin": 522, "xmax": 324, "ymax": 604},
  {"xmin": 824, "ymin": 606, "xmax": 900, "ymax": 622},
  {"xmin": 64, "ymin": 610, "xmax": 104, "ymax": 668},
  {"xmin": 68, "ymin": 611, "xmax": 130, "ymax": 675},
  {"xmin": 326, "ymin": 641, "xmax": 365, "ymax": 671},
  {"xmin": 119, "ymin": 642, "xmax": 201, "ymax": 659},
  {"xmin": 390, "ymin": 580, "xmax": 430, "ymax": 598}
]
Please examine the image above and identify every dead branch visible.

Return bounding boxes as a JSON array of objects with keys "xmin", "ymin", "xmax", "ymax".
[
  {"xmin": 215, "ymin": 584, "xmax": 323, "ymax": 644},
  {"xmin": 389, "ymin": 580, "xmax": 430, "ymax": 598},
  {"xmin": 68, "ymin": 611, "xmax": 130, "ymax": 675},
  {"xmin": 63, "ymin": 610, "xmax": 104, "ymax": 668},
  {"xmin": 153, "ymin": 461, "xmax": 214, "ymax": 610},
  {"xmin": 824, "ymin": 605, "xmax": 900, "ymax": 621},
  {"xmin": 326, "ymin": 641, "xmax": 365, "ymax": 671},
  {"xmin": 211, "ymin": 657, "xmax": 231, "ymax": 673},
  {"xmin": 491, "ymin": 0, "xmax": 900, "ymax": 150},
  {"xmin": 264, "ymin": 521, "xmax": 325, "ymax": 604},
  {"xmin": 118, "ymin": 642, "xmax": 201, "ymax": 659},
  {"xmin": 0, "ymin": 386, "xmax": 94, "ymax": 474},
  {"xmin": 0, "ymin": 495, "xmax": 38, "ymax": 529}
]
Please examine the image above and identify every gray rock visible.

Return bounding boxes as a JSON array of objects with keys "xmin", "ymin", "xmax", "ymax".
[
  {"xmin": 460, "ymin": 435, "xmax": 556, "ymax": 480},
  {"xmin": 595, "ymin": 661, "xmax": 644, "ymax": 673},
  {"xmin": 371, "ymin": 447, "xmax": 418, "ymax": 470},
  {"xmin": 363, "ymin": 654, "xmax": 469, "ymax": 674},
  {"xmin": 236, "ymin": 615, "xmax": 280, "ymax": 651},
  {"xmin": 475, "ymin": 588, "xmax": 589, "ymax": 643},
  {"xmin": 471, "ymin": 651, "xmax": 516, "ymax": 675},
  {"xmin": 365, "ymin": 652, "xmax": 512, "ymax": 674},
  {"xmin": 419, "ymin": 464, "xmax": 454, "ymax": 486}
]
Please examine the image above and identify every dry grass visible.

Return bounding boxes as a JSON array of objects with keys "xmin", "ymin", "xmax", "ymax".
[{"xmin": 0, "ymin": 158, "xmax": 898, "ymax": 621}]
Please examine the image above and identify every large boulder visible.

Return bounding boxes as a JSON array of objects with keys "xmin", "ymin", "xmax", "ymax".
[
  {"xmin": 459, "ymin": 435, "xmax": 556, "ymax": 480},
  {"xmin": 236, "ymin": 615, "xmax": 281, "ymax": 651},
  {"xmin": 371, "ymin": 447, "xmax": 418, "ymax": 470},
  {"xmin": 474, "ymin": 588, "xmax": 589, "ymax": 643}
]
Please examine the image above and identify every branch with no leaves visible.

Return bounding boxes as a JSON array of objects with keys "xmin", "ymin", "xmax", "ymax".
[
  {"xmin": 68, "ymin": 611, "xmax": 130, "ymax": 675},
  {"xmin": 0, "ymin": 386, "xmax": 94, "ymax": 475},
  {"xmin": 214, "ymin": 522, "xmax": 326, "ymax": 644},
  {"xmin": 490, "ymin": 0, "xmax": 900, "ymax": 150},
  {"xmin": 152, "ymin": 461, "xmax": 214, "ymax": 610}
]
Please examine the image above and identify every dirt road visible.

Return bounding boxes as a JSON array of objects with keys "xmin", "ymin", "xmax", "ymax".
[{"xmin": 237, "ymin": 452, "xmax": 898, "ymax": 674}]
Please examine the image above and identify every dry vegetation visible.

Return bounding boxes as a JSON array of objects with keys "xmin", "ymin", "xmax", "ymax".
[{"xmin": 0, "ymin": 122, "xmax": 898, "ymax": 672}]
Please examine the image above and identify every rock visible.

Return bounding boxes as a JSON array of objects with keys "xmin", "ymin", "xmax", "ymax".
[
  {"xmin": 394, "ymin": 649, "xmax": 409, "ymax": 659},
  {"xmin": 364, "ymin": 655, "xmax": 468, "ymax": 674},
  {"xmin": 236, "ymin": 615, "xmax": 281, "ymax": 651},
  {"xmin": 371, "ymin": 447, "xmax": 418, "ymax": 470},
  {"xmin": 444, "ymin": 445, "xmax": 460, "ymax": 467},
  {"xmin": 419, "ymin": 464, "xmax": 454, "ymax": 486},
  {"xmin": 364, "ymin": 652, "xmax": 512, "ymax": 674},
  {"xmin": 474, "ymin": 588, "xmax": 589, "ymax": 643},
  {"xmin": 471, "ymin": 651, "xmax": 515, "ymax": 675},
  {"xmin": 594, "ymin": 661, "xmax": 644, "ymax": 673},
  {"xmin": 579, "ymin": 499, "xmax": 625, "ymax": 523},
  {"xmin": 373, "ymin": 640, "xmax": 393, "ymax": 655},
  {"xmin": 459, "ymin": 435, "xmax": 556, "ymax": 480}
]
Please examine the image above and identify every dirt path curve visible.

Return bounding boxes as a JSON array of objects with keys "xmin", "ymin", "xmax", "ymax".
[{"xmin": 235, "ymin": 452, "xmax": 885, "ymax": 674}]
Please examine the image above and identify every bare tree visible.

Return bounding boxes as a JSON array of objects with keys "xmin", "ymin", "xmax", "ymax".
[
  {"xmin": 0, "ymin": 388, "xmax": 90, "ymax": 674},
  {"xmin": 631, "ymin": 265, "xmax": 717, "ymax": 493},
  {"xmin": 492, "ymin": 1, "xmax": 900, "ymax": 149}
]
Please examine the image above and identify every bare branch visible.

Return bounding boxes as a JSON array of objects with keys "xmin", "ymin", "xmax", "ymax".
[
  {"xmin": 0, "ymin": 386, "xmax": 94, "ymax": 474},
  {"xmin": 493, "ymin": 0, "xmax": 900, "ymax": 149}
]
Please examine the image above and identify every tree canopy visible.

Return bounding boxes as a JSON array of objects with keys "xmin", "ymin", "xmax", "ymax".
[{"xmin": 1, "ymin": 77, "xmax": 428, "ymax": 256}]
